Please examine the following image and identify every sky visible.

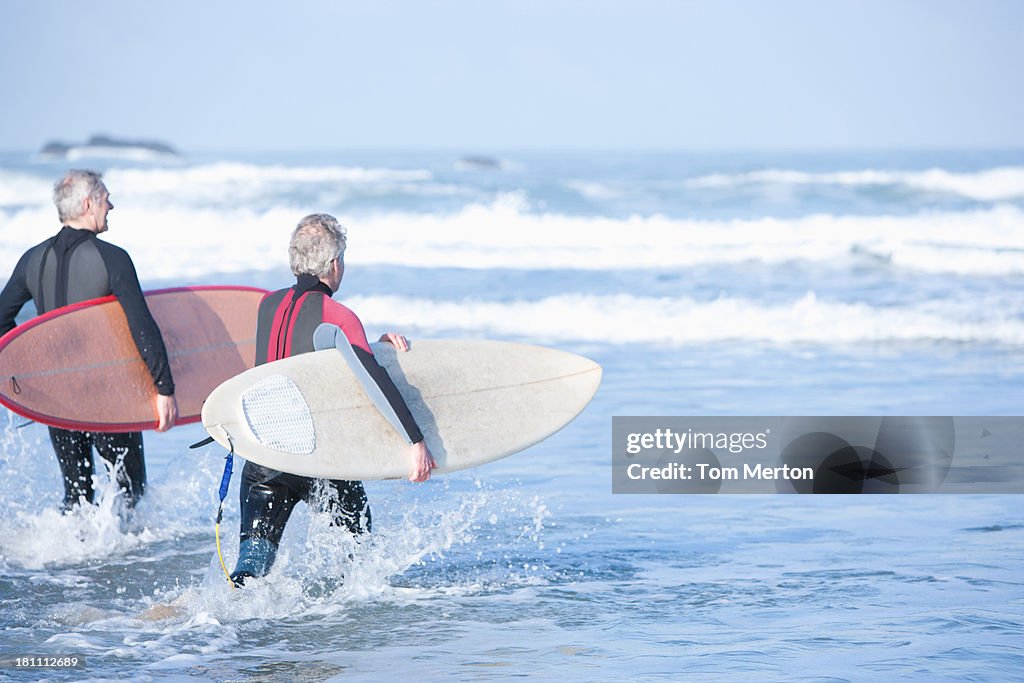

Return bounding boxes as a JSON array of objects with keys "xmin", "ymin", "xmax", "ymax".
[{"xmin": 0, "ymin": 0, "xmax": 1022, "ymax": 152}]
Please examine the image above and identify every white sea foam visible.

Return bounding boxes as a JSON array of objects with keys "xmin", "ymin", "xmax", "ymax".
[
  {"xmin": 0, "ymin": 502, "xmax": 156, "ymax": 570},
  {"xmin": 108, "ymin": 161, "xmax": 433, "ymax": 188},
  {"xmin": 0, "ymin": 416, "xmax": 221, "ymax": 570},
  {"xmin": 9, "ymin": 200, "xmax": 1024, "ymax": 278},
  {"xmin": 0, "ymin": 438, "xmax": 164, "ymax": 569},
  {"xmin": 140, "ymin": 482, "xmax": 550, "ymax": 626},
  {"xmin": 2, "ymin": 174, "xmax": 1024, "ymax": 276},
  {"xmin": 565, "ymin": 180, "xmax": 625, "ymax": 200},
  {"xmin": 684, "ymin": 166, "xmax": 1024, "ymax": 201},
  {"xmin": 347, "ymin": 292, "xmax": 1024, "ymax": 346},
  {"xmin": 2, "ymin": 200, "xmax": 1023, "ymax": 277},
  {"xmin": 105, "ymin": 162, "xmax": 447, "ymax": 207},
  {"xmin": 0, "ymin": 163, "xmax": 442, "ymax": 209},
  {"xmin": 348, "ymin": 202, "xmax": 1024, "ymax": 275},
  {"xmin": 0, "ymin": 170, "xmax": 53, "ymax": 208}
]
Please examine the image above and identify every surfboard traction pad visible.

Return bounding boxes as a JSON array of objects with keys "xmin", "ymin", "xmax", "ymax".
[{"xmin": 240, "ymin": 374, "xmax": 316, "ymax": 455}]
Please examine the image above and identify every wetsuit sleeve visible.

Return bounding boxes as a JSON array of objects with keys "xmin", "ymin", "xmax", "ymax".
[
  {"xmin": 323, "ymin": 299, "xmax": 424, "ymax": 444},
  {"xmin": 101, "ymin": 245, "xmax": 175, "ymax": 396},
  {"xmin": 0, "ymin": 251, "xmax": 33, "ymax": 337}
]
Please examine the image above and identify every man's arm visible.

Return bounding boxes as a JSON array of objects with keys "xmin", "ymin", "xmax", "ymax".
[
  {"xmin": 379, "ymin": 332, "xmax": 409, "ymax": 351},
  {"xmin": 155, "ymin": 393, "xmax": 178, "ymax": 432},
  {"xmin": 101, "ymin": 245, "xmax": 177, "ymax": 429},
  {"xmin": 322, "ymin": 301, "xmax": 436, "ymax": 481},
  {"xmin": 0, "ymin": 252, "xmax": 34, "ymax": 337},
  {"xmin": 407, "ymin": 440, "xmax": 436, "ymax": 483}
]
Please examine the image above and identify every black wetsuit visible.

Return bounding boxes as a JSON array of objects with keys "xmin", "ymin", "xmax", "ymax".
[
  {"xmin": 231, "ymin": 274, "xmax": 423, "ymax": 584},
  {"xmin": 0, "ymin": 226, "xmax": 174, "ymax": 510}
]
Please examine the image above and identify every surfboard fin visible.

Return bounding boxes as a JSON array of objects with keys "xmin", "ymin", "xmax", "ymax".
[{"xmin": 313, "ymin": 323, "xmax": 415, "ymax": 444}]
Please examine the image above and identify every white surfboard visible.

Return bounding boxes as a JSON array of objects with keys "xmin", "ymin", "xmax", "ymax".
[{"xmin": 201, "ymin": 339, "xmax": 602, "ymax": 479}]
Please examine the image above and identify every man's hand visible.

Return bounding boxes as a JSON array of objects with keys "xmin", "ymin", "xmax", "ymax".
[
  {"xmin": 156, "ymin": 393, "xmax": 178, "ymax": 432},
  {"xmin": 408, "ymin": 440, "xmax": 436, "ymax": 482},
  {"xmin": 379, "ymin": 332, "xmax": 410, "ymax": 351}
]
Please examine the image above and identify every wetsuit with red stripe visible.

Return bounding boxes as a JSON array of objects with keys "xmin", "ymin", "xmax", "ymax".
[{"xmin": 231, "ymin": 273, "xmax": 423, "ymax": 585}]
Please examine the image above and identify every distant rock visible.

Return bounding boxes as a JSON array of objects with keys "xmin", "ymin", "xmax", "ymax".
[
  {"xmin": 456, "ymin": 156, "xmax": 503, "ymax": 171},
  {"xmin": 38, "ymin": 134, "xmax": 181, "ymax": 161}
]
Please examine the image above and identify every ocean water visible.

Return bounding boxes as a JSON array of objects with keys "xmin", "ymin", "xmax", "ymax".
[{"xmin": 0, "ymin": 149, "xmax": 1022, "ymax": 681}]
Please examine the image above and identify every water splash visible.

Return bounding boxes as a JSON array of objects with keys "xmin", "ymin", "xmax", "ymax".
[{"xmin": 139, "ymin": 478, "xmax": 554, "ymax": 623}]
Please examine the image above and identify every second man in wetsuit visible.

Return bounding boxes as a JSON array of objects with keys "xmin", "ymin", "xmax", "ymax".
[{"xmin": 230, "ymin": 213, "xmax": 435, "ymax": 586}]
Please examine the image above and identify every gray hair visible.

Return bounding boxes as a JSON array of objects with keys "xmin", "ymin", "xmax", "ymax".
[
  {"xmin": 53, "ymin": 170, "xmax": 106, "ymax": 223},
  {"xmin": 289, "ymin": 213, "xmax": 348, "ymax": 277}
]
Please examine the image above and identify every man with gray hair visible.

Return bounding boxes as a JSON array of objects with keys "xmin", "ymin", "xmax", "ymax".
[
  {"xmin": 230, "ymin": 212, "xmax": 434, "ymax": 586},
  {"xmin": 0, "ymin": 170, "xmax": 178, "ymax": 512}
]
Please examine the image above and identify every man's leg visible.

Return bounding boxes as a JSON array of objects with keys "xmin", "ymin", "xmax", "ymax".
[
  {"xmin": 47, "ymin": 427, "xmax": 94, "ymax": 512},
  {"xmin": 231, "ymin": 462, "xmax": 301, "ymax": 586},
  {"xmin": 93, "ymin": 432, "xmax": 146, "ymax": 509},
  {"xmin": 321, "ymin": 479, "xmax": 371, "ymax": 536}
]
